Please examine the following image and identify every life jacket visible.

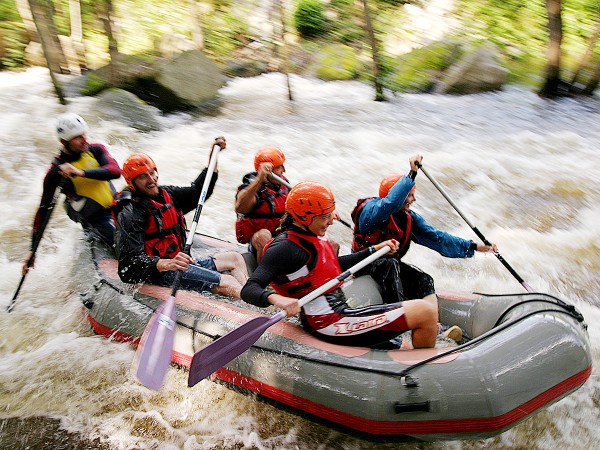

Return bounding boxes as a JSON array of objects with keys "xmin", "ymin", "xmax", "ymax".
[
  {"xmin": 113, "ymin": 188, "xmax": 186, "ymax": 259},
  {"xmin": 57, "ymin": 149, "xmax": 115, "ymax": 223},
  {"xmin": 235, "ymin": 173, "xmax": 290, "ymax": 243},
  {"xmin": 350, "ymin": 197, "xmax": 413, "ymax": 259},
  {"xmin": 267, "ymin": 230, "xmax": 342, "ymax": 298},
  {"xmin": 69, "ymin": 150, "xmax": 115, "ymax": 208}
]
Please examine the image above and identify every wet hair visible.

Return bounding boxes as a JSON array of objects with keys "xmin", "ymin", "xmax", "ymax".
[{"xmin": 276, "ymin": 212, "xmax": 295, "ymax": 234}]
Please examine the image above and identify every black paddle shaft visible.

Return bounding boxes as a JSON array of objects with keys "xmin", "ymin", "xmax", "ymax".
[
  {"xmin": 8, "ymin": 177, "xmax": 66, "ymax": 312},
  {"xmin": 169, "ymin": 146, "xmax": 221, "ymax": 298},
  {"xmin": 415, "ymin": 162, "xmax": 533, "ymax": 293}
]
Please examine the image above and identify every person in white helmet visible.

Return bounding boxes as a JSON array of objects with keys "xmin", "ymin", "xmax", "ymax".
[{"xmin": 22, "ymin": 113, "xmax": 121, "ymax": 275}]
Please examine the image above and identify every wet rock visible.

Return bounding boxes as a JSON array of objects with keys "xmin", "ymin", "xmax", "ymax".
[
  {"xmin": 434, "ymin": 42, "xmax": 509, "ymax": 94},
  {"xmin": 95, "ymin": 88, "xmax": 162, "ymax": 132}
]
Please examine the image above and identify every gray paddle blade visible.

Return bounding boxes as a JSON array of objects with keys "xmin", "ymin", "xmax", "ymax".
[
  {"xmin": 134, "ymin": 295, "xmax": 176, "ymax": 390},
  {"xmin": 188, "ymin": 314, "xmax": 281, "ymax": 387}
]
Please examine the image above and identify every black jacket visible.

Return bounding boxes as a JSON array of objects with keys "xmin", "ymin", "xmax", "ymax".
[{"xmin": 113, "ymin": 168, "xmax": 217, "ymax": 283}]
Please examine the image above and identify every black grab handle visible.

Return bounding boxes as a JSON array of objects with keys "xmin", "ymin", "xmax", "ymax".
[{"xmin": 394, "ymin": 401, "xmax": 431, "ymax": 414}]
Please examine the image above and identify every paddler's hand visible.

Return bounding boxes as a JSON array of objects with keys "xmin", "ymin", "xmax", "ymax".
[
  {"xmin": 476, "ymin": 243, "xmax": 498, "ymax": 253},
  {"xmin": 409, "ymin": 154, "xmax": 423, "ymax": 172},
  {"xmin": 257, "ymin": 162, "xmax": 274, "ymax": 183},
  {"xmin": 22, "ymin": 252, "xmax": 35, "ymax": 276},
  {"xmin": 214, "ymin": 135, "xmax": 226, "ymax": 150},
  {"xmin": 268, "ymin": 293, "xmax": 301, "ymax": 317},
  {"xmin": 209, "ymin": 136, "xmax": 226, "ymax": 169},
  {"xmin": 375, "ymin": 239, "xmax": 399, "ymax": 255},
  {"xmin": 156, "ymin": 252, "xmax": 193, "ymax": 272},
  {"xmin": 58, "ymin": 162, "xmax": 85, "ymax": 178}
]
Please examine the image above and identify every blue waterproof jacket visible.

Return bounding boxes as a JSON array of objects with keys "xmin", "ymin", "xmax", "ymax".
[{"xmin": 356, "ymin": 176, "xmax": 476, "ymax": 258}]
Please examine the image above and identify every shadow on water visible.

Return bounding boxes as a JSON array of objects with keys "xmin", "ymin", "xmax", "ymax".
[{"xmin": 0, "ymin": 417, "xmax": 108, "ymax": 450}]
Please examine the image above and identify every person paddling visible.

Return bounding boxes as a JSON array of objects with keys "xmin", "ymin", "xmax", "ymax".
[
  {"xmin": 351, "ymin": 154, "xmax": 497, "ymax": 341},
  {"xmin": 113, "ymin": 137, "xmax": 248, "ymax": 299},
  {"xmin": 23, "ymin": 113, "xmax": 121, "ymax": 276},
  {"xmin": 235, "ymin": 147, "xmax": 291, "ymax": 263},
  {"xmin": 241, "ymin": 181, "xmax": 438, "ymax": 348}
]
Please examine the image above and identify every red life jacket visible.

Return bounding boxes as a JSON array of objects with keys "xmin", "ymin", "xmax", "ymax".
[
  {"xmin": 113, "ymin": 188, "xmax": 186, "ymax": 259},
  {"xmin": 267, "ymin": 230, "xmax": 342, "ymax": 298},
  {"xmin": 350, "ymin": 197, "xmax": 413, "ymax": 259},
  {"xmin": 235, "ymin": 174, "xmax": 290, "ymax": 244}
]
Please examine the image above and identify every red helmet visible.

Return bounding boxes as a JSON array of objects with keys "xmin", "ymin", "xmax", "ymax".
[
  {"xmin": 379, "ymin": 173, "xmax": 415, "ymax": 198},
  {"xmin": 122, "ymin": 153, "xmax": 157, "ymax": 188},
  {"xmin": 285, "ymin": 181, "xmax": 335, "ymax": 226},
  {"xmin": 254, "ymin": 147, "xmax": 285, "ymax": 171}
]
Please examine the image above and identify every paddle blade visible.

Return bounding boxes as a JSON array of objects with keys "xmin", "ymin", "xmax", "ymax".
[
  {"xmin": 133, "ymin": 295, "xmax": 177, "ymax": 390},
  {"xmin": 188, "ymin": 314, "xmax": 282, "ymax": 387}
]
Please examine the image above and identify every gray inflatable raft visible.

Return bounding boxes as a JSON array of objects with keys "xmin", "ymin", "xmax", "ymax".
[{"xmin": 75, "ymin": 233, "xmax": 592, "ymax": 442}]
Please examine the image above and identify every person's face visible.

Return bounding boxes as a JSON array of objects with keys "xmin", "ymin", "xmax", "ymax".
[
  {"xmin": 271, "ymin": 164, "xmax": 285, "ymax": 176},
  {"xmin": 133, "ymin": 169, "xmax": 159, "ymax": 197},
  {"xmin": 266, "ymin": 164, "xmax": 285, "ymax": 185},
  {"xmin": 402, "ymin": 190, "xmax": 416, "ymax": 212},
  {"xmin": 64, "ymin": 134, "xmax": 88, "ymax": 154},
  {"xmin": 307, "ymin": 212, "xmax": 334, "ymax": 237}
]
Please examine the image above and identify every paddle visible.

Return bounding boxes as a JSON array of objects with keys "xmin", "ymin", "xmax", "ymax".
[
  {"xmin": 8, "ymin": 178, "xmax": 66, "ymax": 313},
  {"xmin": 269, "ymin": 172, "xmax": 354, "ymax": 230},
  {"xmin": 187, "ymin": 244, "xmax": 391, "ymax": 387},
  {"xmin": 415, "ymin": 162, "xmax": 534, "ymax": 293},
  {"xmin": 133, "ymin": 142, "xmax": 222, "ymax": 390}
]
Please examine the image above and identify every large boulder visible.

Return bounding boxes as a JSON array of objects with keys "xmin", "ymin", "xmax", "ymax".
[
  {"xmin": 385, "ymin": 40, "xmax": 463, "ymax": 93},
  {"xmin": 77, "ymin": 50, "xmax": 224, "ymax": 113},
  {"xmin": 155, "ymin": 50, "xmax": 225, "ymax": 108},
  {"xmin": 95, "ymin": 88, "xmax": 162, "ymax": 132},
  {"xmin": 434, "ymin": 42, "xmax": 510, "ymax": 94}
]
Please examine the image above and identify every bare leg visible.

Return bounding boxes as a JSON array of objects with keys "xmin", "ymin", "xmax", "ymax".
[
  {"xmin": 403, "ymin": 299, "xmax": 438, "ymax": 348},
  {"xmin": 251, "ymin": 229, "xmax": 272, "ymax": 263},
  {"xmin": 423, "ymin": 293, "xmax": 438, "ymax": 309},
  {"xmin": 213, "ymin": 252, "xmax": 249, "ymax": 285},
  {"xmin": 212, "ymin": 274, "xmax": 242, "ymax": 299}
]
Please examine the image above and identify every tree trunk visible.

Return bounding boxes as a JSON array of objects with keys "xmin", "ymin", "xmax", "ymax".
[
  {"xmin": 361, "ymin": 0, "xmax": 385, "ymax": 101},
  {"xmin": 570, "ymin": 13, "xmax": 600, "ymax": 90},
  {"xmin": 98, "ymin": 0, "xmax": 120, "ymax": 85},
  {"xmin": 27, "ymin": 0, "xmax": 67, "ymax": 104},
  {"xmin": 276, "ymin": 0, "xmax": 293, "ymax": 101},
  {"xmin": 16, "ymin": 0, "xmax": 39, "ymax": 42},
  {"xmin": 189, "ymin": 1, "xmax": 205, "ymax": 50},
  {"xmin": 582, "ymin": 60, "xmax": 600, "ymax": 95},
  {"xmin": 69, "ymin": 0, "xmax": 87, "ymax": 72},
  {"xmin": 539, "ymin": 0, "xmax": 563, "ymax": 98}
]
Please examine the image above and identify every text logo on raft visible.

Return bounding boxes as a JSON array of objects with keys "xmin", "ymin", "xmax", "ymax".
[{"xmin": 333, "ymin": 315, "xmax": 388, "ymax": 334}]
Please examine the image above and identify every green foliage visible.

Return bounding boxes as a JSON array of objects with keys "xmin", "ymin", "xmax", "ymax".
[
  {"xmin": 294, "ymin": 0, "xmax": 329, "ymax": 38},
  {"xmin": 385, "ymin": 41, "xmax": 463, "ymax": 93},
  {"xmin": 313, "ymin": 44, "xmax": 363, "ymax": 80},
  {"xmin": 0, "ymin": 1, "xmax": 20, "ymax": 21},
  {"xmin": 81, "ymin": 72, "xmax": 109, "ymax": 96},
  {"xmin": 0, "ymin": 23, "xmax": 27, "ymax": 69},
  {"xmin": 203, "ymin": 11, "xmax": 250, "ymax": 59}
]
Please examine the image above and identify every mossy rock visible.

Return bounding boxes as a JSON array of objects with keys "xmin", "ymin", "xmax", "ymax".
[
  {"xmin": 313, "ymin": 44, "xmax": 363, "ymax": 81},
  {"xmin": 81, "ymin": 72, "xmax": 110, "ymax": 96},
  {"xmin": 385, "ymin": 41, "xmax": 464, "ymax": 93}
]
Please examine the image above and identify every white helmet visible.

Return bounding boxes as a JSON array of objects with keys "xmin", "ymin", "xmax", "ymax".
[{"xmin": 56, "ymin": 113, "xmax": 88, "ymax": 142}]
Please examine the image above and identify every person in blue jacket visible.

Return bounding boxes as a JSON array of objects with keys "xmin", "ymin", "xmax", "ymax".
[{"xmin": 351, "ymin": 154, "xmax": 497, "ymax": 340}]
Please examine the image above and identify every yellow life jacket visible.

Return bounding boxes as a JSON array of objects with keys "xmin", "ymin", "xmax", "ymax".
[{"xmin": 70, "ymin": 151, "xmax": 115, "ymax": 208}]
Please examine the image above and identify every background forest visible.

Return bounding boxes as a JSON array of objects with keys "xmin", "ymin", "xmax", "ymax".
[{"xmin": 1, "ymin": 0, "xmax": 600, "ymax": 98}]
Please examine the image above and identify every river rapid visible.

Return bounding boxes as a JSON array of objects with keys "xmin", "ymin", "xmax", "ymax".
[{"xmin": 0, "ymin": 68, "xmax": 598, "ymax": 449}]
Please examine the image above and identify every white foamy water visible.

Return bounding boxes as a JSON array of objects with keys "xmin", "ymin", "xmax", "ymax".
[{"xmin": 0, "ymin": 68, "xmax": 598, "ymax": 449}]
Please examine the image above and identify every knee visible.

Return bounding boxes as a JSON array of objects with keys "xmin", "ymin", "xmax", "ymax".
[
  {"xmin": 404, "ymin": 300, "xmax": 438, "ymax": 328},
  {"xmin": 252, "ymin": 229, "xmax": 272, "ymax": 246}
]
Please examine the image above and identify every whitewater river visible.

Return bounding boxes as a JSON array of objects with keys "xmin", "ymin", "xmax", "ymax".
[{"xmin": 0, "ymin": 68, "xmax": 598, "ymax": 449}]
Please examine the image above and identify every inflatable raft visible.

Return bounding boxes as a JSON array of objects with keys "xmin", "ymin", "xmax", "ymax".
[{"xmin": 75, "ymin": 233, "xmax": 592, "ymax": 442}]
